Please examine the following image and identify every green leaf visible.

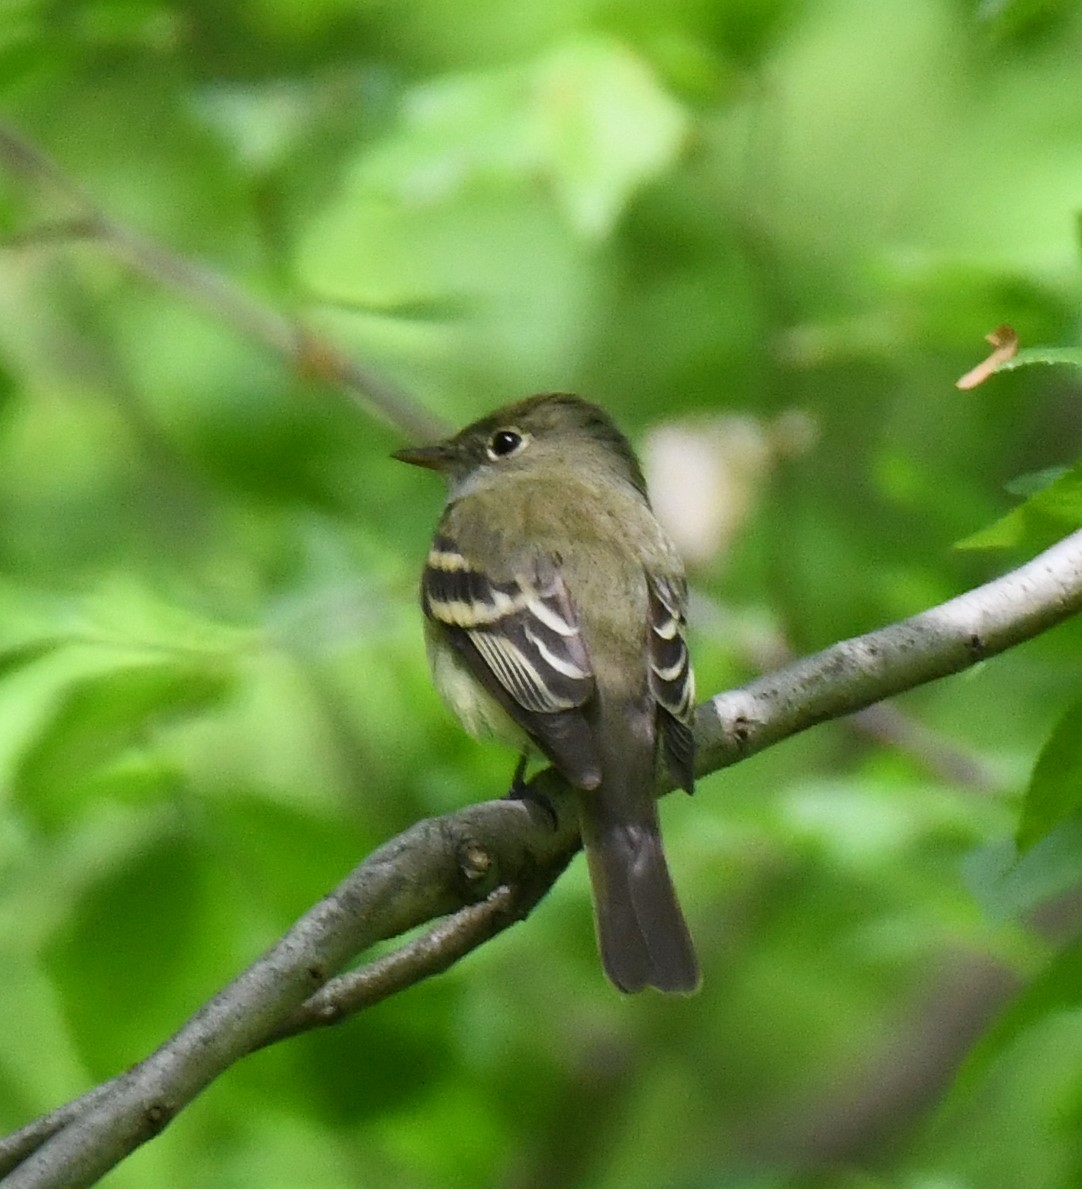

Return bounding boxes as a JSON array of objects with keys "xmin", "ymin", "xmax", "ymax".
[
  {"xmin": 15, "ymin": 659, "xmax": 233, "ymax": 829},
  {"xmin": 77, "ymin": 576, "xmax": 254, "ymax": 658},
  {"xmin": 0, "ymin": 579, "xmax": 80, "ymax": 673},
  {"xmin": 1017, "ymin": 697, "xmax": 1082, "ymax": 851},
  {"xmin": 957, "ymin": 458, "xmax": 1082, "ymax": 550},
  {"xmin": 42, "ymin": 826, "xmax": 220, "ymax": 1078},
  {"xmin": 963, "ymin": 822, "xmax": 1082, "ymax": 924},
  {"xmin": 997, "ymin": 345, "xmax": 1082, "ymax": 374},
  {"xmin": 1003, "ymin": 465, "xmax": 1070, "ymax": 497},
  {"xmin": 531, "ymin": 37, "xmax": 688, "ymax": 238},
  {"xmin": 950, "ymin": 933, "xmax": 1082, "ymax": 1106},
  {"xmin": 299, "ymin": 37, "xmax": 687, "ymax": 305}
]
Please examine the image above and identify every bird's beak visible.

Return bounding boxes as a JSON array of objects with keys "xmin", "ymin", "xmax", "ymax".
[{"xmin": 392, "ymin": 442, "xmax": 454, "ymax": 471}]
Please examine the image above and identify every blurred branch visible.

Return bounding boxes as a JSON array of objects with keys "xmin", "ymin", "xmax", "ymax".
[
  {"xmin": 0, "ymin": 124, "xmax": 449, "ymax": 443},
  {"xmin": 846, "ymin": 699, "xmax": 1002, "ymax": 790},
  {"xmin": 740, "ymin": 947, "xmax": 1023, "ymax": 1170},
  {"xmin": 3, "ymin": 530, "xmax": 1082, "ymax": 1186},
  {"xmin": 739, "ymin": 885, "xmax": 1082, "ymax": 1172}
]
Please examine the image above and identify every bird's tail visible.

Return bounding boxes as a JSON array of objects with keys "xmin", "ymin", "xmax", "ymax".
[{"xmin": 576, "ymin": 724, "xmax": 699, "ymax": 994}]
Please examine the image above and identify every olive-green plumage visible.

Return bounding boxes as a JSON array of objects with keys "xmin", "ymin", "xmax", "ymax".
[{"xmin": 395, "ymin": 393, "xmax": 699, "ymax": 994}]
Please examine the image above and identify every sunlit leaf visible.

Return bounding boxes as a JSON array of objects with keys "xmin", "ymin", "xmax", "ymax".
[
  {"xmin": 15, "ymin": 660, "xmax": 233, "ymax": 830},
  {"xmin": 957, "ymin": 459, "xmax": 1082, "ymax": 550},
  {"xmin": 531, "ymin": 37, "xmax": 688, "ymax": 237},
  {"xmin": 42, "ymin": 827, "xmax": 222, "ymax": 1078}
]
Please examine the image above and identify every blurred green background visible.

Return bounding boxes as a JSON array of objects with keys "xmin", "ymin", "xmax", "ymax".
[{"xmin": 3, "ymin": 0, "xmax": 1082, "ymax": 1186}]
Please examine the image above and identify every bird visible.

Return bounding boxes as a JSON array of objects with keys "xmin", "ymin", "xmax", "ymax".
[{"xmin": 394, "ymin": 393, "xmax": 699, "ymax": 993}]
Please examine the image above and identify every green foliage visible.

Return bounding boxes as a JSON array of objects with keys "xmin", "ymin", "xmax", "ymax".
[
  {"xmin": 958, "ymin": 460, "xmax": 1082, "ymax": 550},
  {"xmin": 3, "ymin": 0, "xmax": 1082, "ymax": 1185},
  {"xmin": 1000, "ymin": 346, "xmax": 1082, "ymax": 372},
  {"xmin": 1016, "ymin": 699, "xmax": 1082, "ymax": 852}
]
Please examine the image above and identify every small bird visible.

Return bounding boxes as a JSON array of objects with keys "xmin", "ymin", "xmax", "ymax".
[{"xmin": 394, "ymin": 394, "xmax": 699, "ymax": 993}]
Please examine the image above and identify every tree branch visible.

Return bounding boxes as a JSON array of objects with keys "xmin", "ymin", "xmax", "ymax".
[
  {"xmin": 697, "ymin": 528, "xmax": 1082, "ymax": 773},
  {"xmin": 0, "ymin": 788, "xmax": 577, "ymax": 1187},
  {"xmin": 2, "ymin": 530, "xmax": 1081, "ymax": 1185}
]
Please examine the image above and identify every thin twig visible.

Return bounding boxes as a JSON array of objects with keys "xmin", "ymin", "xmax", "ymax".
[
  {"xmin": 0, "ymin": 124, "xmax": 449, "ymax": 443},
  {"xmin": 260, "ymin": 877, "xmax": 558, "ymax": 1047}
]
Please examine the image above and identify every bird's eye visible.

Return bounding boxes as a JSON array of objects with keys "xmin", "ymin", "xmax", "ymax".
[{"xmin": 487, "ymin": 428, "xmax": 527, "ymax": 460}]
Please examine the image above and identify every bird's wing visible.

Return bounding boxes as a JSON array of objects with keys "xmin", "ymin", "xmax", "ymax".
[
  {"xmin": 647, "ymin": 573, "xmax": 696, "ymax": 793},
  {"xmin": 422, "ymin": 534, "xmax": 601, "ymax": 787}
]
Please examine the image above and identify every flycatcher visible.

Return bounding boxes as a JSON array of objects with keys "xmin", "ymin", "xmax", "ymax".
[{"xmin": 394, "ymin": 393, "xmax": 699, "ymax": 993}]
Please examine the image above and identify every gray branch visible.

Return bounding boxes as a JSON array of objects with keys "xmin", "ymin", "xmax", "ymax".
[
  {"xmin": 0, "ymin": 790, "xmax": 577, "ymax": 1187},
  {"xmin": 697, "ymin": 528, "xmax": 1082, "ymax": 771},
  {"xmin": 2, "ymin": 530, "xmax": 1081, "ymax": 1186}
]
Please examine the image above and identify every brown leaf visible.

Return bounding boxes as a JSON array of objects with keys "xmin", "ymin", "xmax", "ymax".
[{"xmin": 956, "ymin": 325, "xmax": 1019, "ymax": 390}]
